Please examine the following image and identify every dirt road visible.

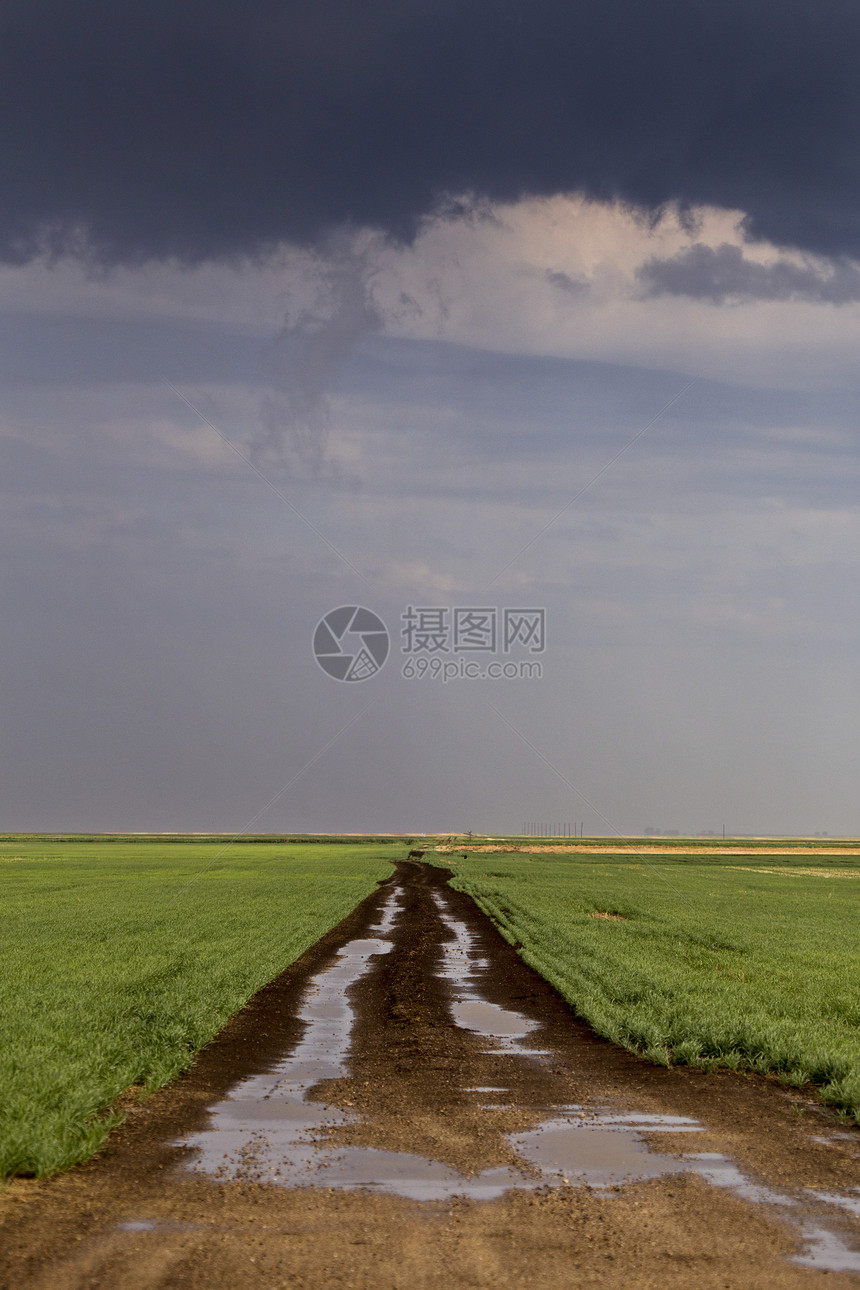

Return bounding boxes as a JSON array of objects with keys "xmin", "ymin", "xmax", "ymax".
[{"xmin": 2, "ymin": 860, "xmax": 860, "ymax": 1288}]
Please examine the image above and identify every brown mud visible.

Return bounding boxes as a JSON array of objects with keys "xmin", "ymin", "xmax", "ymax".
[{"xmin": 2, "ymin": 859, "xmax": 860, "ymax": 1288}]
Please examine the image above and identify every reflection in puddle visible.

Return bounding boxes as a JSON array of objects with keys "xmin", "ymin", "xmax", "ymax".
[
  {"xmin": 808, "ymin": 1189, "xmax": 860, "ymax": 1217},
  {"xmin": 432, "ymin": 892, "xmax": 549, "ymax": 1056},
  {"xmin": 797, "ymin": 1227, "xmax": 860, "ymax": 1273},
  {"xmin": 683, "ymin": 1152, "xmax": 795, "ymax": 1206},
  {"xmin": 177, "ymin": 882, "xmax": 860, "ymax": 1273},
  {"xmin": 178, "ymin": 888, "xmax": 402, "ymax": 1186},
  {"xmin": 116, "ymin": 1219, "xmax": 199, "ymax": 1234},
  {"xmin": 454, "ymin": 1000, "xmax": 533, "ymax": 1038},
  {"xmin": 511, "ymin": 1116, "xmax": 689, "ymax": 1186},
  {"xmin": 596, "ymin": 1112, "xmax": 700, "ymax": 1129}
]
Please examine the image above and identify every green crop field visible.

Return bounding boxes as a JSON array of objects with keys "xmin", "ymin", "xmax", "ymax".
[
  {"xmin": 0, "ymin": 836, "xmax": 395, "ymax": 1179},
  {"xmin": 444, "ymin": 843, "xmax": 860, "ymax": 1122},
  {"xmin": 6, "ymin": 833, "xmax": 860, "ymax": 1184}
]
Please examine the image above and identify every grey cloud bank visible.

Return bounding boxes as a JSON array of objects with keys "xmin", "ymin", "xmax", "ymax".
[{"xmin": 1, "ymin": 314, "xmax": 858, "ymax": 834}]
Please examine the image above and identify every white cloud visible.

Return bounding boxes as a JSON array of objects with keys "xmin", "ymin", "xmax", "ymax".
[
  {"xmin": 371, "ymin": 196, "xmax": 860, "ymax": 390},
  {"xmin": 7, "ymin": 195, "xmax": 860, "ymax": 394}
]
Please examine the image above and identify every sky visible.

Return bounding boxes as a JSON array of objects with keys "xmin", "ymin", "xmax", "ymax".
[{"xmin": 2, "ymin": 0, "xmax": 859, "ymax": 835}]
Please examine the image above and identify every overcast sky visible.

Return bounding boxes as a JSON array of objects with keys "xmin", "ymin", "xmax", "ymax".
[{"xmin": 2, "ymin": 1, "xmax": 859, "ymax": 835}]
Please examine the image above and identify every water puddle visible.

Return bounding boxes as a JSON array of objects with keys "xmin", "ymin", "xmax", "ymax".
[
  {"xmin": 176, "ymin": 880, "xmax": 860, "ymax": 1272},
  {"xmin": 510, "ymin": 1115, "xmax": 690, "ymax": 1187},
  {"xmin": 504, "ymin": 1113, "xmax": 860, "ymax": 1269},
  {"xmin": 177, "ymin": 887, "xmax": 402, "ymax": 1185},
  {"xmin": 116, "ymin": 1219, "xmax": 200, "ymax": 1233},
  {"xmin": 684, "ymin": 1152, "xmax": 796, "ymax": 1205},
  {"xmin": 796, "ymin": 1227, "xmax": 860, "ymax": 1273},
  {"xmin": 808, "ymin": 1189, "xmax": 860, "ymax": 1217},
  {"xmin": 432, "ymin": 891, "xmax": 549, "ymax": 1056}
]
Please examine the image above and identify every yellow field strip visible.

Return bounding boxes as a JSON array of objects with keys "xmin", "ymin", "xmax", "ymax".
[
  {"xmin": 436, "ymin": 845, "xmax": 860, "ymax": 857},
  {"xmin": 724, "ymin": 866, "xmax": 860, "ymax": 878}
]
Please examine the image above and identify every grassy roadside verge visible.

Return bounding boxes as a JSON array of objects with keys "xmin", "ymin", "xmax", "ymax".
[
  {"xmin": 444, "ymin": 847, "xmax": 860, "ymax": 1122},
  {"xmin": 1, "ymin": 837, "xmax": 394, "ymax": 1178}
]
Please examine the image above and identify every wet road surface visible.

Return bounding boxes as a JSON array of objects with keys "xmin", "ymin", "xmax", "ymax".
[{"xmin": 2, "ymin": 860, "xmax": 860, "ymax": 1288}]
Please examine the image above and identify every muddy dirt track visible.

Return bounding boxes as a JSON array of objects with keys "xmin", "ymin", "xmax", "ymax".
[{"xmin": 2, "ymin": 860, "xmax": 860, "ymax": 1289}]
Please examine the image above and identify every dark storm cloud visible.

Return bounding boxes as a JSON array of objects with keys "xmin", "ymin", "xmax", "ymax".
[
  {"xmin": 3, "ymin": 0, "xmax": 860, "ymax": 265},
  {"xmin": 638, "ymin": 243, "xmax": 860, "ymax": 304}
]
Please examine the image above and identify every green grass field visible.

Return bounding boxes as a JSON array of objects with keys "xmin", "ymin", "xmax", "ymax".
[
  {"xmin": 5, "ymin": 834, "xmax": 860, "ymax": 1182},
  {"xmin": 0, "ymin": 836, "xmax": 395, "ymax": 1178},
  {"xmin": 445, "ymin": 843, "xmax": 860, "ymax": 1122}
]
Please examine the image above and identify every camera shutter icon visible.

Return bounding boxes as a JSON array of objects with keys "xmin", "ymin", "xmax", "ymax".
[{"xmin": 313, "ymin": 606, "xmax": 390, "ymax": 681}]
